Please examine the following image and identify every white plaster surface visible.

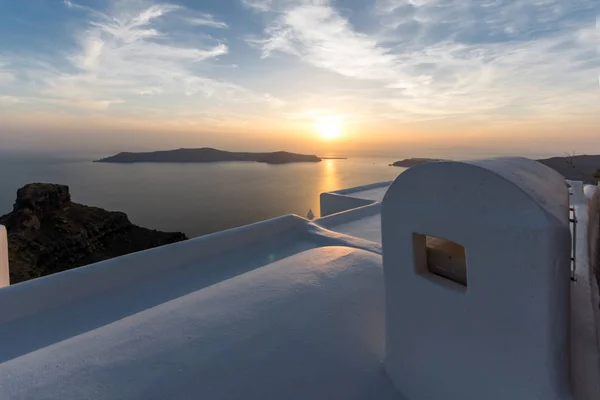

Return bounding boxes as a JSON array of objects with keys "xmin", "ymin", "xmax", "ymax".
[
  {"xmin": 322, "ymin": 214, "xmax": 382, "ymax": 243},
  {"xmin": 568, "ymin": 180, "xmax": 585, "ymax": 204},
  {"xmin": 382, "ymin": 158, "xmax": 573, "ymax": 400},
  {"xmin": 0, "ymin": 214, "xmax": 383, "ymax": 363},
  {"xmin": 584, "ymin": 184, "xmax": 598, "ymax": 200},
  {"xmin": 0, "ymin": 225, "xmax": 8, "ymax": 288},
  {"xmin": 320, "ymin": 193, "xmax": 374, "ymax": 217},
  {"xmin": 569, "ymin": 184, "xmax": 600, "ymax": 400},
  {"xmin": 320, "ymin": 181, "xmax": 392, "ymax": 217},
  {"xmin": 333, "ymin": 181, "xmax": 392, "ymax": 197},
  {"xmin": 344, "ymin": 187, "xmax": 389, "ymax": 201},
  {"xmin": 0, "ymin": 215, "xmax": 308, "ymax": 324},
  {"xmin": 0, "ymin": 159, "xmax": 599, "ymax": 400},
  {"xmin": 315, "ymin": 203, "xmax": 383, "ymax": 244},
  {"xmin": 0, "ymin": 246, "xmax": 403, "ymax": 400}
]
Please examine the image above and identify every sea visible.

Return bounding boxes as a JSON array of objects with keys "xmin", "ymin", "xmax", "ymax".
[{"xmin": 0, "ymin": 156, "xmax": 405, "ymax": 237}]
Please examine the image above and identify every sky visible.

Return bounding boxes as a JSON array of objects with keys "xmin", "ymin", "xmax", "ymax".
[{"xmin": 0, "ymin": 0, "xmax": 598, "ymax": 158}]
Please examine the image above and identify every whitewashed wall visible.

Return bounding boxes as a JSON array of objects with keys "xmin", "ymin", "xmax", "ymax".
[
  {"xmin": 588, "ymin": 186, "xmax": 600, "ymax": 292},
  {"xmin": 568, "ymin": 180, "xmax": 585, "ymax": 204},
  {"xmin": 0, "ymin": 215, "xmax": 307, "ymax": 324},
  {"xmin": 382, "ymin": 157, "xmax": 572, "ymax": 400},
  {"xmin": 319, "ymin": 193, "xmax": 374, "ymax": 217},
  {"xmin": 320, "ymin": 181, "xmax": 391, "ymax": 217}
]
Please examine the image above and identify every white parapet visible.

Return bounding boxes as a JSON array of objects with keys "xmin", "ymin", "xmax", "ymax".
[
  {"xmin": 0, "ymin": 225, "xmax": 8, "ymax": 288},
  {"xmin": 382, "ymin": 157, "xmax": 572, "ymax": 400},
  {"xmin": 584, "ymin": 184, "xmax": 598, "ymax": 201},
  {"xmin": 568, "ymin": 180, "xmax": 585, "ymax": 204},
  {"xmin": 319, "ymin": 181, "xmax": 391, "ymax": 217}
]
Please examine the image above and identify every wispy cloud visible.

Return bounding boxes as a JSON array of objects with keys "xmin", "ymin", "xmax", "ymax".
[
  {"xmin": 0, "ymin": 95, "xmax": 23, "ymax": 106},
  {"xmin": 246, "ymin": 0, "xmax": 598, "ymax": 120},
  {"xmin": 185, "ymin": 13, "xmax": 228, "ymax": 29},
  {"xmin": 56, "ymin": 1, "xmax": 227, "ymax": 105},
  {"xmin": 138, "ymin": 87, "xmax": 164, "ymax": 95},
  {"xmin": 242, "ymin": 0, "xmax": 275, "ymax": 12},
  {"xmin": 0, "ymin": 0, "xmax": 282, "ymax": 114},
  {"xmin": 247, "ymin": 2, "xmax": 400, "ymax": 81},
  {"xmin": 0, "ymin": 0, "xmax": 597, "ymax": 148},
  {"xmin": 0, "ymin": 63, "xmax": 15, "ymax": 86}
]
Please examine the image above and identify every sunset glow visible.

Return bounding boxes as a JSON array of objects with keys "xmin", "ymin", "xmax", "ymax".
[
  {"xmin": 317, "ymin": 121, "xmax": 341, "ymax": 140},
  {"xmin": 0, "ymin": 0, "xmax": 597, "ymax": 157}
]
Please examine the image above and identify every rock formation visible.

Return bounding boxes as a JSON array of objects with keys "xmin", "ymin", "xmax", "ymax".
[
  {"xmin": 537, "ymin": 155, "xmax": 600, "ymax": 184},
  {"xmin": 0, "ymin": 183, "xmax": 187, "ymax": 284},
  {"xmin": 392, "ymin": 156, "xmax": 600, "ymax": 183}
]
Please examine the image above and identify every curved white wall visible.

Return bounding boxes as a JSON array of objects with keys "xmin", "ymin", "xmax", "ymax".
[
  {"xmin": 382, "ymin": 157, "xmax": 572, "ymax": 400},
  {"xmin": 568, "ymin": 180, "xmax": 585, "ymax": 204},
  {"xmin": 0, "ymin": 215, "xmax": 307, "ymax": 324},
  {"xmin": 320, "ymin": 193, "xmax": 374, "ymax": 217},
  {"xmin": 588, "ymin": 187, "xmax": 600, "ymax": 286},
  {"xmin": 0, "ymin": 246, "xmax": 397, "ymax": 400}
]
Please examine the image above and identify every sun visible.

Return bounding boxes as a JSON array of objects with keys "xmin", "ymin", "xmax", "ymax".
[{"xmin": 316, "ymin": 120, "xmax": 341, "ymax": 140}]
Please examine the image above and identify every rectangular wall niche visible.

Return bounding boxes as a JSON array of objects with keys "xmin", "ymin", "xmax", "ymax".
[{"xmin": 413, "ymin": 233, "xmax": 467, "ymax": 289}]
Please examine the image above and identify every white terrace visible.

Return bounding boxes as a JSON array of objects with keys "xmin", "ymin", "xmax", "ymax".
[{"xmin": 0, "ymin": 157, "xmax": 599, "ymax": 400}]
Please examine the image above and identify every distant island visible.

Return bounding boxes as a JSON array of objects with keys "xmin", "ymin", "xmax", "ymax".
[
  {"xmin": 391, "ymin": 158, "xmax": 446, "ymax": 167},
  {"xmin": 0, "ymin": 183, "xmax": 187, "ymax": 283},
  {"xmin": 96, "ymin": 148, "xmax": 322, "ymax": 164},
  {"xmin": 320, "ymin": 157, "xmax": 347, "ymax": 160}
]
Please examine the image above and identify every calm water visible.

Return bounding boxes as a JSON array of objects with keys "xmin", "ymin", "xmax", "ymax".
[{"xmin": 0, "ymin": 157, "xmax": 403, "ymax": 237}]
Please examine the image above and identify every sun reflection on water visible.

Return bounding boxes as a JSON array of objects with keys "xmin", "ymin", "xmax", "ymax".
[{"xmin": 318, "ymin": 159, "xmax": 339, "ymax": 217}]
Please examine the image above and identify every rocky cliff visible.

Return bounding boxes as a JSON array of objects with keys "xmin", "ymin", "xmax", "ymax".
[
  {"xmin": 536, "ymin": 155, "xmax": 600, "ymax": 184},
  {"xmin": 0, "ymin": 183, "xmax": 187, "ymax": 284}
]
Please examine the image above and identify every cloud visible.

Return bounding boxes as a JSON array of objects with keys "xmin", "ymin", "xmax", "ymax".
[
  {"xmin": 262, "ymin": 93, "xmax": 286, "ymax": 107},
  {"xmin": 1, "ymin": 0, "xmax": 596, "ymax": 130},
  {"xmin": 49, "ymin": 2, "xmax": 229, "ymax": 108},
  {"xmin": 41, "ymin": 97, "xmax": 126, "ymax": 110},
  {"xmin": 0, "ymin": 0, "xmax": 282, "ymax": 114},
  {"xmin": 0, "ymin": 59, "xmax": 16, "ymax": 85},
  {"xmin": 377, "ymin": 0, "xmax": 597, "ymax": 43},
  {"xmin": 138, "ymin": 87, "xmax": 164, "ymax": 95},
  {"xmin": 247, "ymin": 2, "xmax": 401, "ymax": 81},
  {"xmin": 0, "ymin": 70, "xmax": 15, "ymax": 86},
  {"xmin": 246, "ymin": 0, "xmax": 598, "ymax": 120},
  {"xmin": 242, "ymin": 0, "xmax": 275, "ymax": 12},
  {"xmin": 0, "ymin": 96, "xmax": 23, "ymax": 106},
  {"xmin": 185, "ymin": 13, "xmax": 228, "ymax": 29}
]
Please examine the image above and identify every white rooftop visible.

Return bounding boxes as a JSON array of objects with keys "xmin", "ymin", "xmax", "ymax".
[{"xmin": 0, "ymin": 158, "xmax": 599, "ymax": 400}]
